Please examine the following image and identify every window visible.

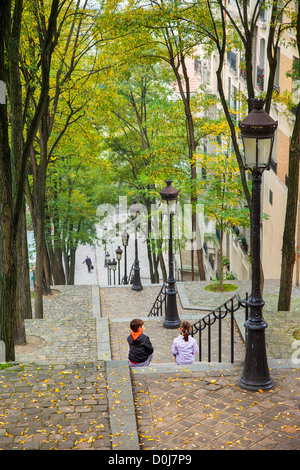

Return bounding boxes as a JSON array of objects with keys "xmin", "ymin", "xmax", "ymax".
[
  {"xmin": 274, "ymin": 47, "xmax": 280, "ymax": 93},
  {"xmin": 269, "ymin": 190, "xmax": 273, "ymax": 205},
  {"xmin": 227, "ymin": 51, "xmax": 237, "ymax": 71},
  {"xmin": 257, "ymin": 38, "xmax": 265, "ymax": 91}
]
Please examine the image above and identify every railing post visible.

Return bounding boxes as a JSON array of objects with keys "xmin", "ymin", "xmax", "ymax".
[
  {"xmin": 218, "ymin": 308, "xmax": 222, "ymax": 363},
  {"xmin": 208, "ymin": 322, "xmax": 211, "ymax": 362},
  {"xmin": 231, "ymin": 299, "xmax": 234, "ymax": 364}
]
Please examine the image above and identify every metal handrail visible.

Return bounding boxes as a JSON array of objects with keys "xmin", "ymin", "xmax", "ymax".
[
  {"xmin": 191, "ymin": 293, "xmax": 248, "ymax": 363},
  {"xmin": 148, "ymin": 284, "xmax": 167, "ymax": 317},
  {"xmin": 125, "ymin": 262, "xmax": 134, "ymax": 284}
]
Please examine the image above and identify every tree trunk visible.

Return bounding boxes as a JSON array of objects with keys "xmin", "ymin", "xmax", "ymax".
[
  {"xmin": 68, "ymin": 247, "xmax": 76, "ymax": 285},
  {"xmin": 278, "ymin": 4, "xmax": 300, "ymax": 311},
  {"xmin": 153, "ymin": 248, "xmax": 160, "ymax": 283},
  {"xmin": 0, "ymin": 153, "xmax": 16, "ymax": 361},
  {"xmin": 172, "ymin": 52, "xmax": 206, "ymax": 280},
  {"xmin": 159, "ymin": 252, "xmax": 167, "ymax": 283},
  {"xmin": 278, "ymin": 104, "xmax": 300, "ymax": 310},
  {"xmin": 33, "ymin": 112, "xmax": 48, "ymax": 318},
  {"xmin": 0, "ymin": 0, "xmax": 21, "ymax": 361},
  {"xmin": 0, "ymin": 0, "xmax": 59, "ymax": 359},
  {"xmin": 43, "ymin": 247, "xmax": 52, "ymax": 294},
  {"xmin": 219, "ymin": 230, "xmax": 224, "ymax": 291},
  {"xmin": 15, "ymin": 202, "xmax": 32, "ymax": 344}
]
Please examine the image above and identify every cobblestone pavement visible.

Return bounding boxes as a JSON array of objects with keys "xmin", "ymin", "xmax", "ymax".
[
  {"xmin": 0, "ymin": 286, "xmax": 112, "ymax": 450},
  {"xmin": 0, "ymin": 242, "xmax": 299, "ymax": 451},
  {"xmin": 16, "ymin": 286, "xmax": 98, "ymax": 364},
  {"xmin": 132, "ymin": 367, "xmax": 300, "ymax": 450},
  {"xmin": 0, "ymin": 361, "xmax": 111, "ymax": 450},
  {"xmin": 102, "ymin": 282, "xmax": 300, "ymax": 451}
]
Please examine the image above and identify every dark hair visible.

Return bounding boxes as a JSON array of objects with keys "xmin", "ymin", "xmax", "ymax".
[
  {"xmin": 130, "ymin": 318, "xmax": 144, "ymax": 332},
  {"xmin": 180, "ymin": 321, "xmax": 191, "ymax": 342}
]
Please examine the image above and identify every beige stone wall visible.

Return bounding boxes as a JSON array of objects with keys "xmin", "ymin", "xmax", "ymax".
[
  {"xmin": 261, "ymin": 170, "xmax": 287, "ymax": 279},
  {"xmin": 275, "ymin": 128, "xmax": 290, "ymax": 186},
  {"xmin": 279, "ymin": 53, "xmax": 293, "ymax": 94}
]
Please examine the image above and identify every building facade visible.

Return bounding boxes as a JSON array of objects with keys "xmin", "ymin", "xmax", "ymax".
[{"xmin": 178, "ymin": 0, "xmax": 300, "ymax": 285}]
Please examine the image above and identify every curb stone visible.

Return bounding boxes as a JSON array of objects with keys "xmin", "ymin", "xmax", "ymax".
[
  {"xmin": 93, "ymin": 284, "xmax": 140, "ymax": 450},
  {"xmin": 106, "ymin": 360, "xmax": 140, "ymax": 450}
]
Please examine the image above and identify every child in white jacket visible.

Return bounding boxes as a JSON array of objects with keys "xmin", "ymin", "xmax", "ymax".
[{"xmin": 171, "ymin": 321, "xmax": 199, "ymax": 365}]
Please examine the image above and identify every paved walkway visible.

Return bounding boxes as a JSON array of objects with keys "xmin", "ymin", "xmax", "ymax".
[{"xmin": 0, "ymin": 242, "xmax": 299, "ymax": 452}]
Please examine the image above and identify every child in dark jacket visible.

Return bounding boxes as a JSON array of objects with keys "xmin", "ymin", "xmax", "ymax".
[{"xmin": 127, "ymin": 319, "xmax": 154, "ymax": 367}]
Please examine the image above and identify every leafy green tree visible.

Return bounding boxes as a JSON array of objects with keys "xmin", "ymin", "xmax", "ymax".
[
  {"xmin": 197, "ymin": 137, "xmax": 250, "ymax": 291},
  {"xmin": 90, "ymin": 61, "xmax": 181, "ymax": 281},
  {"xmin": 24, "ymin": 0, "xmax": 99, "ymax": 317},
  {"xmin": 0, "ymin": 0, "xmax": 59, "ymax": 361},
  {"xmin": 45, "ymin": 145, "xmax": 103, "ymax": 285},
  {"xmin": 94, "ymin": 2, "xmax": 225, "ymax": 279}
]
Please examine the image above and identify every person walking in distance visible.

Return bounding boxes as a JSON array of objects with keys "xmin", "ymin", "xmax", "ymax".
[{"xmin": 82, "ymin": 256, "xmax": 92, "ymax": 273}]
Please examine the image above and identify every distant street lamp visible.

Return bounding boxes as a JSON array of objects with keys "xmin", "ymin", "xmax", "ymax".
[
  {"xmin": 111, "ymin": 258, "xmax": 117, "ymax": 285},
  {"xmin": 115, "ymin": 246, "xmax": 123, "ymax": 285},
  {"xmin": 106, "ymin": 253, "xmax": 110, "ymax": 284},
  {"xmin": 107, "ymin": 259, "xmax": 112, "ymax": 285},
  {"xmin": 103, "ymin": 227, "xmax": 108, "ymax": 267},
  {"xmin": 121, "ymin": 230, "xmax": 129, "ymax": 284},
  {"xmin": 160, "ymin": 180, "xmax": 181, "ymax": 329},
  {"xmin": 238, "ymin": 98, "xmax": 277, "ymax": 391},
  {"xmin": 130, "ymin": 200, "xmax": 143, "ymax": 291}
]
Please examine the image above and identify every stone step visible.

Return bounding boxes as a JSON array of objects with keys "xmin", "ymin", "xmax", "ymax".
[
  {"xmin": 129, "ymin": 357, "xmax": 295, "ymax": 374},
  {"xmin": 130, "ymin": 361, "xmax": 242, "ymax": 374}
]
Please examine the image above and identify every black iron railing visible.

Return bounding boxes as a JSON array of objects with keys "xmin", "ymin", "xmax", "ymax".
[
  {"xmin": 125, "ymin": 262, "xmax": 135, "ymax": 284},
  {"xmin": 148, "ymin": 284, "xmax": 167, "ymax": 317},
  {"xmin": 191, "ymin": 294, "xmax": 248, "ymax": 363}
]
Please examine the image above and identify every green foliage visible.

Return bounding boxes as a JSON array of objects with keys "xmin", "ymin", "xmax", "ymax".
[{"xmin": 196, "ymin": 145, "xmax": 250, "ymax": 233}]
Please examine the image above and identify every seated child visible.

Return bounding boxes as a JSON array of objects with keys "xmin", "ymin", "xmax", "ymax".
[
  {"xmin": 171, "ymin": 321, "xmax": 199, "ymax": 365},
  {"xmin": 127, "ymin": 318, "xmax": 154, "ymax": 367}
]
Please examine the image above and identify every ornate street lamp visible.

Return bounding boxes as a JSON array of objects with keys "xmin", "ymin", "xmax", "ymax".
[
  {"xmin": 160, "ymin": 180, "xmax": 181, "ymax": 329},
  {"xmin": 115, "ymin": 246, "xmax": 123, "ymax": 285},
  {"xmin": 130, "ymin": 200, "xmax": 143, "ymax": 291},
  {"xmin": 121, "ymin": 230, "xmax": 129, "ymax": 284},
  {"xmin": 238, "ymin": 98, "xmax": 277, "ymax": 391}
]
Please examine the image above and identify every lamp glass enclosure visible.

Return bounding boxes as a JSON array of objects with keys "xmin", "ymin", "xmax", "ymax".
[
  {"xmin": 121, "ymin": 231, "xmax": 129, "ymax": 246},
  {"xmin": 130, "ymin": 201, "xmax": 140, "ymax": 219},
  {"xmin": 162, "ymin": 198, "xmax": 177, "ymax": 215},
  {"xmin": 160, "ymin": 180, "xmax": 179, "ymax": 215},
  {"xmin": 242, "ymin": 136, "xmax": 273, "ymax": 169},
  {"xmin": 111, "ymin": 259, "xmax": 117, "ymax": 270},
  {"xmin": 116, "ymin": 246, "xmax": 123, "ymax": 260}
]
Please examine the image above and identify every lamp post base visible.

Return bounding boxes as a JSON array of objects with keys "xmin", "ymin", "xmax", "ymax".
[
  {"xmin": 132, "ymin": 265, "xmax": 143, "ymax": 291},
  {"xmin": 163, "ymin": 318, "xmax": 181, "ymax": 329},
  {"xmin": 238, "ymin": 321, "xmax": 273, "ymax": 391},
  {"xmin": 163, "ymin": 291, "xmax": 180, "ymax": 329}
]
